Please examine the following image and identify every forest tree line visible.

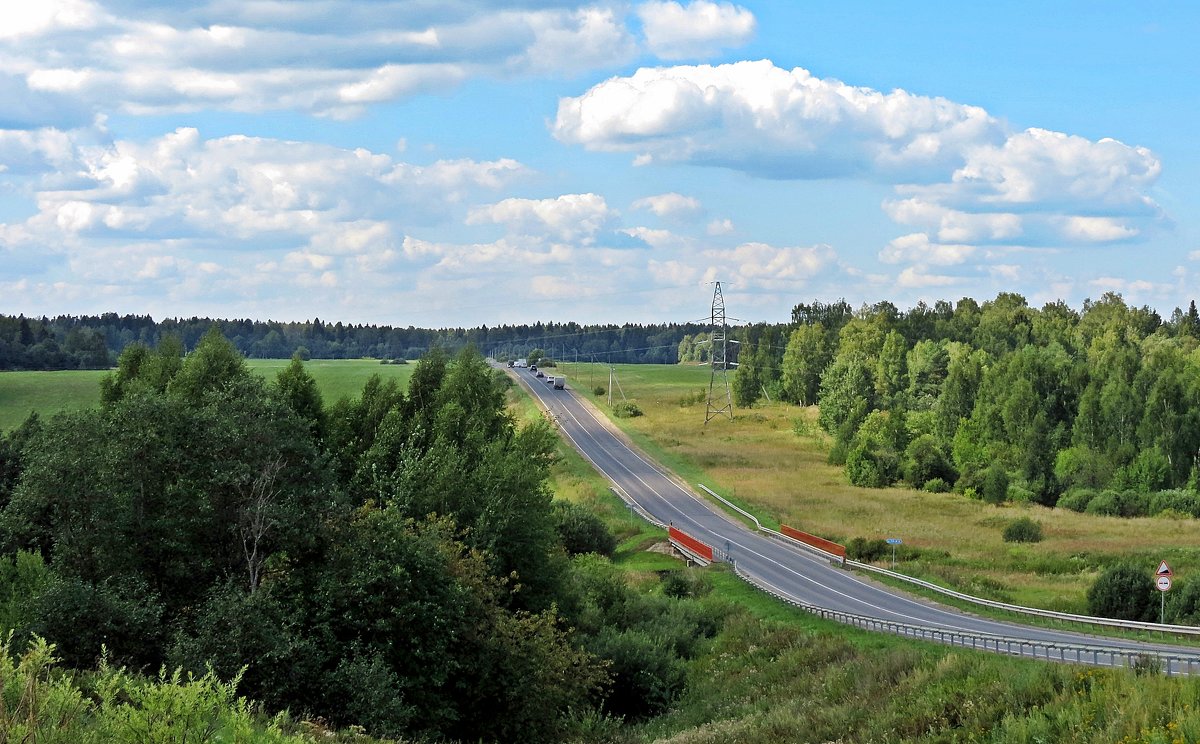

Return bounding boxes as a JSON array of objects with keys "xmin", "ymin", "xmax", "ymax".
[
  {"xmin": 0, "ymin": 330, "xmax": 725, "ymax": 741},
  {"xmin": 731, "ymin": 293, "xmax": 1200, "ymax": 515},
  {"xmin": 0, "ymin": 313, "xmax": 707, "ymax": 369}
]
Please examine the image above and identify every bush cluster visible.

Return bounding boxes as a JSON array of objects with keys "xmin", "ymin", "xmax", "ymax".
[
  {"xmin": 1002, "ymin": 517, "xmax": 1043, "ymax": 543},
  {"xmin": 552, "ymin": 501, "xmax": 617, "ymax": 557},
  {"xmin": 570, "ymin": 556, "xmax": 729, "ymax": 720},
  {"xmin": 846, "ymin": 537, "xmax": 921, "ymax": 563},
  {"xmin": 1057, "ymin": 487, "xmax": 1200, "ymax": 519},
  {"xmin": 612, "ymin": 401, "xmax": 643, "ymax": 418}
]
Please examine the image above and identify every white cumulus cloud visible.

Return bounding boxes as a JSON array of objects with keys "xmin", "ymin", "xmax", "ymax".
[
  {"xmin": 554, "ymin": 60, "xmax": 1000, "ymax": 179},
  {"xmin": 467, "ymin": 193, "xmax": 615, "ymax": 243},
  {"xmin": 0, "ymin": 127, "xmax": 531, "ymax": 316},
  {"xmin": 631, "ymin": 192, "xmax": 703, "ymax": 220},
  {"xmin": 636, "ymin": 1, "xmax": 756, "ymax": 60},
  {"xmin": 879, "ymin": 233, "xmax": 976, "ymax": 266},
  {"xmin": 896, "ymin": 266, "xmax": 959, "ymax": 288},
  {"xmin": 699, "ymin": 241, "xmax": 837, "ymax": 290},
  {"xmin": 0, "ymin": 1, "xmax": 642, "ymax": 125},
  {"xmin": 555, "ymin": 60, "xmax": 1165, "ymax": 257}
]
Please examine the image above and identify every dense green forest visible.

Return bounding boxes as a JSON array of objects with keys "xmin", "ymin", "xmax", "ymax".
[
  {"xmin": 0, "ymin": 330, "xmax": 724, "ymax": 741},
  {"xmin": 733, "ymin": 293, "xmax": 1200, "ymax": 515},
  {"xmin": 0, "ymin": 313, "xmax": 705, "ymax": 369}
]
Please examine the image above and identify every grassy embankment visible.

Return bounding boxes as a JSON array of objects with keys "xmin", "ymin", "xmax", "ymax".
[
  {"xmin": 0, "ymin": 359, "xmax": 416, "ymax": 433},
  {"xmin": 551, "ymin": 361, "xmax": 1200, "ymax": 617},
  {"xmin": 510, "ymin": 366, "xmax": 1200, "ymax": 743}
]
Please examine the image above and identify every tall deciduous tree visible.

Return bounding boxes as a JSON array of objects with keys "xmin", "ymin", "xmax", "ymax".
[{"xmin": 780, "ymin": 323, "xmax": 829, "ymax": 406}]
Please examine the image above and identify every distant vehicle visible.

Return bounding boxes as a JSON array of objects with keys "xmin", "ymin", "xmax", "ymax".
[
  {"xmin": 553, "ymin": 376, "xmax": 566, "ymax": 390},
  {"xmin": 536, "ymin": 371, "xmax": 545, "ymax": 378},
  {"xmin": 530, "ymin": 364, "xmax": 537, "ymax": 373},
  {"xmin": 506, "ymin": 360, "xmax": 514, "ymax": 368},
  {"xmin": 545, "ymin": 376, "xmax": 554, "ymax": 384},
  {"xmin": 514, "ymin": 359, "xmax": 528, "ymax": 368}
]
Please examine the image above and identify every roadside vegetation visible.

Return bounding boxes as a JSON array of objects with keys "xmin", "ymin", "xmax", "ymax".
[
  {"xmin": 518, "ymin": 374, "xmax": 1200, "ymax": 744},
  {"xmin": 0, "ymin": 331, "xmax": 1198, "ymax": 739},
  {"xmin": 553, "ymin": 359, "xmax": 1200, "ymax": 619}
]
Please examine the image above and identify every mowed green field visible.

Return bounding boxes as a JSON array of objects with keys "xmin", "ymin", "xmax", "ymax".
[
  {"xmin": 0, "ymin": 359, "xmax": 414, "ymax": 433},
  {"xmin": 553, "ymin": 361, "xmax": 1200, "ymax": 614}
]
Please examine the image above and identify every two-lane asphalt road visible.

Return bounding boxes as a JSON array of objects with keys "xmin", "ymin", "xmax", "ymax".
[{"xmin": 504, "ymin": 364, "xmax": 1200, "ymax": 671}]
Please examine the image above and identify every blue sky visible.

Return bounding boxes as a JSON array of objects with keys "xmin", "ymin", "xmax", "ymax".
[{"xmin": 1, "ymin": 1, "xmax": 1196, "ymax": 327}]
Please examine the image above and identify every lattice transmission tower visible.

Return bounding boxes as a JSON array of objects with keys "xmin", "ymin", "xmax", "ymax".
[{"xmin": 704, "ymin": 281, "xmax": 734, "ymax": 424}]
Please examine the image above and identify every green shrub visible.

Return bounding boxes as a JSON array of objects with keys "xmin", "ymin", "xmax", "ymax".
[
  {"xmin": 847, "ymin": 537, "xmax": 889, "ymax": 562},
  {"xmin": 612, "ymin": 401, "xmax": 643, "ymax": 418},
  {"xmin": 585, "ymin": 627, "xmax": 685, "ymax": 720},
  {"xmin": 659, "ymin": 570, "xmax": 712, "ymax": 600},
  {"xmin": 592, "ymin": 385, "xmax": 606, "ymax": 396},
  {"xmin": 0, "ymin": 634, "xmax": 307, "ymax": 743},
  {"xmin": 791, "ymin": 416, "xmax": 817, "ymax": 438},
  {"xmin": 1056, "ymin": 488, "xmax": 1096, "ymax": 512},
  {"xmin": 1119, "ymin": 489, "xmax": 1151, "ymax": 517},
  {"xmin": 323, "ymin": 652, "xmax": 414, "ymax": 738},
  {"xmin": 923, "ymin": 477, "xmax": 950, "ymax": 493},
  {"xmin": 30, "ymin": 575, "xmax": 165, "ymax": 669},
  {"xmin": 1006, "ymin": 485, "xmax": 1035, "ymax": 504},
  {"xmin": 902, "ymin": 434, "xmax": 955, "ymax": 487},
  {"xmin": 1166, "ymin": 579, "xmax": 1200, "ymax": 624},
  {"xmin": 0, "ymin": 550, "xmax": 52, "ymax": 634},
  {"xmin": 1149, "ymin": 489, "xmax": 1200, "ymax": 518},
  {"xmin": 1087, "ymin": 563, "xmax": 1154, "ymax": 621},
  {"xmin": 1084, "ymin": 490, "xmax": 1120, "ymax": 516},
  {"xmin": 553, "ymin": 501, "xmax": 617, "ymax": 557},
  {"xmin": 1002, "ymin": 517, "xmax": 1043, "ymax": 543},
  {"xmin": 166, "ymin": 583, "xmax": 307, "ymax": 713},
  {"xmin": 981, "ymin": 464, "xmax": 1009, "ymax": 504}
]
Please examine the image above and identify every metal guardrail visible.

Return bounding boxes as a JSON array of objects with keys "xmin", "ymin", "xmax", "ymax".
[
  {"xmin": 847, "ymin": 561, "xmax": 1200, "ymax": 637},
  {"xmin": 697, "ymin": 484, "xmax": 846, "ymax": 565},
  {"xmin": 610, "ymin": 486, "xmax": 668, "ymax": 529},
  {"xmin": 696, "ymin": 483, "xmax": 1200, "ymax": 638},
  {"xmin": 730, "ymin": 562, "xmax": 1200, "ymax": 676}
]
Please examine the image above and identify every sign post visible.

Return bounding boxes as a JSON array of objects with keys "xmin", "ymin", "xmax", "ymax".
[
  {"xmin": 886, "ymin": 538, "xmax": 903, "ymax": 570},
  {"xmin": 1156, "ymin": 561, "xmax": 1174, "ymax": 624}
]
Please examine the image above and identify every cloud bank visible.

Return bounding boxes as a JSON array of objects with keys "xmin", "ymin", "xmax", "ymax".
[
  {"xmin": 0, "ymin": 0, "xmax": 758, "ymax": 125},
  {"xmin": 554, "ymin": 59, "xmax": 1166, "ymax": 283}
]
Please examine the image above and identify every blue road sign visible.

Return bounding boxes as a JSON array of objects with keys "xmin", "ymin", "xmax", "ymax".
[{"xmin": 886, "ymin": 538, "xmax": 903, "ymax": 545}]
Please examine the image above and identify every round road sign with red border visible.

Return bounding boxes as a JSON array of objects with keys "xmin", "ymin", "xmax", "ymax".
[{"xmin": 1157, "ymin": 575, "xmax": 1173, "ymax": 592}]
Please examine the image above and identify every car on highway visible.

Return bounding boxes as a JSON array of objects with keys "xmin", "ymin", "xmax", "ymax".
[{"xmin": 536, "ymin": 371, "xmax": 545, "ymax": 378}]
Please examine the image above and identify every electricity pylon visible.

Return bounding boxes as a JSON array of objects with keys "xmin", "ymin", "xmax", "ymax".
[{"xmin": 704, "ymin": 281, "xmax": 734, "ymax": 424}]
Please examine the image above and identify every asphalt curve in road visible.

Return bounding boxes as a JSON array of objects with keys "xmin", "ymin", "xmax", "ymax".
[{"xmin": 502, "ymin": 363, "xmax": 1200, "ymax": 672}]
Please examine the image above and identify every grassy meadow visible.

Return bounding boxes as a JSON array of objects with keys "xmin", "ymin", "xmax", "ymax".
[
  {"xmin": 552, "ymin": 361, "xmax": 1200, "ymax": 615},
  {"xmin": 0, "ymin": 358, "xmax": 415, "ymax": 433}
]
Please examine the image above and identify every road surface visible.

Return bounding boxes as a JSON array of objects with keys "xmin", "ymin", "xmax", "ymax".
[{"xmin": 503, "ymin": 364, "xmax": 1200, "ymax": 672}]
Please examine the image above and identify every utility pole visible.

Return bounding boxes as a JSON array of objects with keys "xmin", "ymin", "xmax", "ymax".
[{"xmin": 704, "ymin": 281, "xmax": 734, "ymax": 424}]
